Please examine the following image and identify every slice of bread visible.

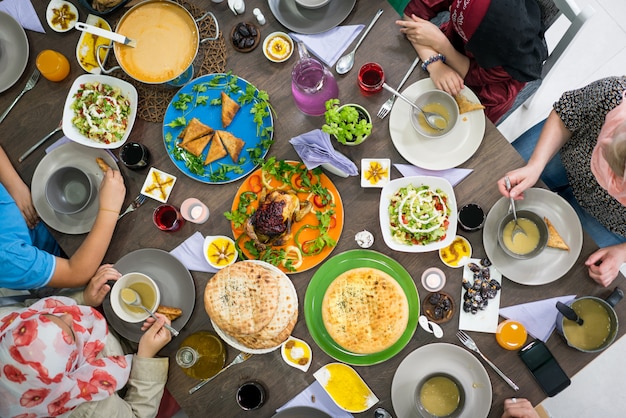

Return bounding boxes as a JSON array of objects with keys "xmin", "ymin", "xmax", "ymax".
[
  {"xmin": 156, "ymin": 305, "xmax": 183, "ymax": 321},
  {"xmin": 544, "ymin": 217, "xmax": 569, "ymax": 251},
  {"xmin": 204, "ymin": 132, "xmax": 228, "ymax": 165},
  {"xmin": 217, "ymin": 130, "xmax": 245, "ymax": 162},
  {"xmin": 221, "ymin": 92, "xmax": 240, "ymax": 128}
]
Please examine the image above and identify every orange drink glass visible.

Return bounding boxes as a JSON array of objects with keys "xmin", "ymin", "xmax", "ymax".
[{"xmin": 36, "ymin": 50, "xmax": 70, "ymax": 82}]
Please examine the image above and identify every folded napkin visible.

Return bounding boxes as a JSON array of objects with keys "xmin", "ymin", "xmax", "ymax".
[
  {"xmin": 46, "ymin": 136, "xmax": 118, "ymax": 161},
  {"xmin": 0, "ymin": 0, "xmax": 45, "ymax": 33},
  {"xmin": 394, "ymin": 163, "xmax": 472, "ymax": 186},
  {"xmin": 275, "ymin": 381, "xmax": 353, "ymax": 418},
  {"xmin": 169, "ymin": 231, "xmax": 218, "ymax": 274},
  {"xmin": 499, "ymin": 295, "xmax": 576, "ymax": 342},
  {"xmin": 290, "ymin": 129, "xmax": 358, "ymax": 177},
  {"xmin": 290, "ymin": 25, "xmax": 364, "ymax": 67}
]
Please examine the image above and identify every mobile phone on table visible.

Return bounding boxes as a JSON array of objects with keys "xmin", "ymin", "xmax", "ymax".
[{"xmin": 518, "ymin": 340, "xmax": 571, "ymax": 397}]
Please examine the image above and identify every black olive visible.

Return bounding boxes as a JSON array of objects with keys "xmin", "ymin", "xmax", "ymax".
[
  {"xmin": 248, "ymin": 26, "xmax": 257, "ymax": 37},
  {"xmin": 434, "ymin": 306, "xmax": 443, "ymax": 319},
  {"xmin": 462, "ymin": 278, "xmax": 472, "ymax": 290},
  {"xmin": 480, "ymin": 257, "xmax": 492, "ymax": 267},
  {"xmin": 440, "ymin": 298, "xmax": 451, "ymax": 311},
  {"xmin": 238, "ymin": 25, "xmax": 250, "ymax": 37},
  {"xmin": 468, "ymin": 262, "xmax": 480, "ymax": 272},
  {"xmin": 428, "ymin": 293, "xmax": 442, "ymax": 305},
  {"xmin": 232, "ymin": 31, "xmax": 241, "ymax": 43},
  {"xmin": 244, "ymin": 37, "xmax": 255, "ymax": 48},
  {"xmin": 237, "ymin": 38, "xmax": 247, "ymax": 49}
]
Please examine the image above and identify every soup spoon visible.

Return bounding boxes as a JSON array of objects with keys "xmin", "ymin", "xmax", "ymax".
[
  {"xmin": 121, "ymin": 288, "xmax": 179, "ymax": 336},
  {"xmin": 381, "ymin": 83, "xmax": 447, "ymax": 131},
  {"xmin": 504, "ymin": 177, "xmax": 527, "ymax": 241},
  {"xmin": 335, "ymin": 8, "xmax": 383, "ymax": 75}
]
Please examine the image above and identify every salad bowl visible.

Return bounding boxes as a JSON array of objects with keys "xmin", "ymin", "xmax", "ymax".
[
  {"xmin": 62, "ymin": 74, "xmax": 137, "ymax": 149},
  {"xmin": 379, "ymin": 176, "xmax": 457, "ymax": 253}
]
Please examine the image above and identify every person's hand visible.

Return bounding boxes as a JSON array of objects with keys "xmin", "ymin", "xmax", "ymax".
[
  {"xmin": 83, "ymin": 264, "xmax": 121, "ymax": 306},
  {"xmin": 502, "ymin": 398, "xmax": 540, "ymax": 418},
  {"xmin": 497, "ymin": 165, "xmax": 543, "ymax": 201},
  {"xmin": 585, "ymin": 243, "xmax": 626, "ymax": 287},
  {"xmin": 98, "ymin": 169, "xmax": 126, "ymax": 213},
  {"xmin": 427, "ymin": 61, "xmax": 465, "ymax": 96},
  {"xmin": 396, "ymin": 15, "xmax": 449, "ymax": 51},
  {"xmin": 11, "ymin": 181, "xmax": 39, "ymax": 229},
  {"xmin": 137, "ymin": 313, "xmax": 172, "ymax": 358}
]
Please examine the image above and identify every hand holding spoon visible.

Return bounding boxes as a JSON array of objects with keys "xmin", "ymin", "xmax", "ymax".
[
  {"xmin": 335, "ymin": 8, "xmax": 383, "ymax": 74},
  {"xmin": 381, "ymin": 83, "xmax": 447, "ymax": 131},
  {"xmin": 121, "ymin": 288, "xmax": 179, "ymax": 336}
]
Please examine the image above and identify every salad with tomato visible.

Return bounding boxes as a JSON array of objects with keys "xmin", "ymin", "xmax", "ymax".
[{"xmin": 388, "ymin": 184, "xmax": 450, "ymax": 246}]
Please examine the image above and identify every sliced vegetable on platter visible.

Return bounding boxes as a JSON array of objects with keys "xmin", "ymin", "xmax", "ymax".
[{"xmin": 227, "ymin": 158, "xmax": 343, "ymax": 273}]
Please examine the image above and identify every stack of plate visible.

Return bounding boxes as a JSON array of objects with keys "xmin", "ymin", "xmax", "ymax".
[{"xmin": 268, "ymin": 0, "xmax": 356, "ymax": 34}]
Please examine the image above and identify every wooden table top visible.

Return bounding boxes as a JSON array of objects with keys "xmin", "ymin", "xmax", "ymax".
[{"xmin": 3, "ymin": 1, "xmax": 624, "ymax": 417}]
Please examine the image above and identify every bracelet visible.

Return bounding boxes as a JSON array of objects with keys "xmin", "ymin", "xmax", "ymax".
[
  {"xmin": 99, "ymin": 208, "xmax": 119, "ymax": 214},
  {"xmin": 421, "ymin": 54, "xmax": 446, "ymax": 72}
]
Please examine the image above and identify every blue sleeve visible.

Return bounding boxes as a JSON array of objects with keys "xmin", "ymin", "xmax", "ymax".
[{"xmin": 0, "ymin": 240, "xmax": 56, "ymax": 290}]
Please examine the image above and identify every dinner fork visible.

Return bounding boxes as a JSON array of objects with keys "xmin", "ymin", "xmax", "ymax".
[
  {"xmin": 0, "ymin": 69, "xmax": 40, "ymax": 125},
  {"xmin": 117, "ymin": 194, "xmax": 147, "ymax": 220},
  {"xmin": 457, "ymin": 330, "xmax": 519, "ymax": 391},
  {"xmin": 188, "ymin": 352, "xmax": 252, "ymax": 394},
  {"xmin": 376, "ymin": 56, "xmax": 420, "ymax": 120}
]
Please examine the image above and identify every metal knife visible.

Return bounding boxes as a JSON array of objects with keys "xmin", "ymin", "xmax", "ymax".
[{"xmin": 75, "ymin": 22, "xmax": 137, "ymax": 48}]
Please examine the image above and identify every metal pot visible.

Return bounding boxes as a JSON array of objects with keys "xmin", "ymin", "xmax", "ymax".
[
  {"xmin": 555, "ymin": 287, "xmax": 623, "ymax": 353},
  {"xmin": 97, "ymin": 0, "xmax": 219, "ymax": 84}
]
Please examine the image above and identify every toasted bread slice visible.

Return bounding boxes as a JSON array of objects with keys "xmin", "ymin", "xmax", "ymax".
[
  {"xmin": 454, "ymin": 93, "xmax": 485, "ymax": 114},
  {"xmin": 221, "ymin": 92, "xmax": 240, "ymax": 128},
  {"xmin": 544, "ymin": 217, "xmax": 570, "ymax": 251},
  {"xmin": 156, "ymin": 305, "xmax": 183, "ymax": 321},
  {"xmin": 217, "ymin": 130, "xmax": 245, "ymax": 162},
  {"xmin": 96, "ymin": 157, "xmax": 110, "ymax": 173},
  {"xmin": 180, "ymin": 133, "xmax": 213, "ymax": 157},
  {"xmin": 204, "ymin": 133, "xmax": 228, "ymax": 165},
  {"xmin": 181, "ymin": 118, "xmax": 213, "ymax": 144}
]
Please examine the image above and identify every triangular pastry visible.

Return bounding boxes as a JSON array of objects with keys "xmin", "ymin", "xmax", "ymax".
[
  {"xmin": 204, "ymin": 132, "xmax": 228, "ymax": 165},
  {"xmin": 180, "ymin": 133, "xmax": 212, "ymax": 157},
  {"xmin": 217, "ymin": 130, "xmax": 245, "ymax": 162},
  {"xmin": 454, "ymin": 93, "xmax": 485, "ymax": 114},
  {"xmin": 180, "ymin": 118, "xmax": 213, "ymax": 144},
  {"xmin": 221, "ymin": 92, "xmax": 240, "ymax": 128},
  {"xmin": 544, "ymin": 217, "xmax": 570, "ymax": 251}
]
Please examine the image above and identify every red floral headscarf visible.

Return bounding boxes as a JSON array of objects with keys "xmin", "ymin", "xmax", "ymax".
[{"xmin": 0, "ymin": 297, "xmax": 131, "ymax": 417}]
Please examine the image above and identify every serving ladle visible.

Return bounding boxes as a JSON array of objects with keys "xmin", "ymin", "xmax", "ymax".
[
  {"xmin": 381, "ymin": 83, "xmax": 447, "ymax": 131},
  {"xmin": 335, "ymin": 8, "xmax": 384, "ymax": 75},
  {"xmin": 121, "ymin": 288, "xmax": 179, "ymax": 336},
  {"xmin": 556, "ymin": 302, "xmax": 584, "ymax": 326},
  {"xmin": 504, "ymin": 177, "xmax": 527, "ymax": 241}
]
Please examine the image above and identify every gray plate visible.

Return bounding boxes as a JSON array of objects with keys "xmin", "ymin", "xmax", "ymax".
[
  {"xmin": 268, "ymin": 0, "xmax": 356, "ymax": 35},
  {"xmin": 103, "ymin": 248, "xmax": 196, "ymax": 343},
  {"xmin": 32, "ymin": 142, "xmax": 118, "ymax": 234},
  {"xmin": 0, "ymin": 12, "xmax": 29, "ymax": 93},
  {"xmin": 483, "ymin": 188, "xmax": 583, "ymax": 285},
  {"xmin": 272, "ymin": 406, "xmax": 332, "ymax": 418}
]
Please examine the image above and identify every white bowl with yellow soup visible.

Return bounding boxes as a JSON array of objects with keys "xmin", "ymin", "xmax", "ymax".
[
  {"xmin": 497, "ymin": 210, "xmax": 548, "ymax": 259},
  {"xmin": 110, "ymin": 272, "xmax": 161, "ymax": 323}
]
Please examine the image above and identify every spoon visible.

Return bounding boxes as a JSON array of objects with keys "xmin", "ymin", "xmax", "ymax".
[
  {"xmin": 335, "ymin": 8, "xmax": 383, "ymax": 74},
  {"xmin": 374, "ymin": 407, "xmax": 393, "ymax": 418},
  {"xmin": 556, "ymin": 302, "xmax": 584, "ymax": 326},
  {"xmin": 382, "ymin": 83, "xmax": 447, "ymax": 131},
  {"xmin": 504, "ymin": 177, "xmax": 527, "ymax": 241},
  {"xmin": 121, "ymin": 288, "xmax": 179, "ymax": 336}
]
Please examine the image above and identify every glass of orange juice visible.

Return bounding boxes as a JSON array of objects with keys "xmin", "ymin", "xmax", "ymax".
[{"xmin": 36, "ymin": 50, "xmax": 70, "ymax": 82}]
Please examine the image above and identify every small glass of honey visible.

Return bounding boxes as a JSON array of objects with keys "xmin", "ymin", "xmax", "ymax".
[{"xmin": 36, "ymin": 50, "xmax": 70, "ymax": 82}]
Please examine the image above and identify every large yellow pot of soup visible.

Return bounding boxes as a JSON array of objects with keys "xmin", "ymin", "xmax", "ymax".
[
  {"xmin": 97, "ymin": 0, "xmax": 219, "ymax": 84},
  {"xmin": 556, "ymin": 288, "xmax": 623, "ymax": 353}
]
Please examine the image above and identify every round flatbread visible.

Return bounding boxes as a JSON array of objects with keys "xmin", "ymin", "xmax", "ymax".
[
  {"xmin": 322, "ymin": 267, "xmax": 409, "ymax": 354},
  {"xmin": 204, "ymin": 261, "xmax": 279, "ymax": 336}
]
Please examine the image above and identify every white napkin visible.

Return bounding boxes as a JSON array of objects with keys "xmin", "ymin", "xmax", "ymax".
[
  {"xmin": 169, "ymin": 231, "xmax": 218, "ymax": 273},
  {"xmin": 46, "ymin": 136, "xmax": 118, "ymax": 161},
  {"xmin": 499, "ymin": 295, "xmax": 576, "ymax": 342},
  {"xmin": 394, "ymin": 164, "xmax": 472, "ymax": 186},
  {"xmin": 275, "ymin": 381, "xmax": 353, "ymax": 418},
  {"xmin": 290, "ymin": 25, "xmax": 364, "ymax": 67},
  {"xmin": 0, "ymin": 0, "xmax": 45, "ymax": 33}
]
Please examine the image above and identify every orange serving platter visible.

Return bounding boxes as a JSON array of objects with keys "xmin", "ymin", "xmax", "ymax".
[{"xmin": 230, "ymin": 161, "xmax": 344, "ymax": 273}]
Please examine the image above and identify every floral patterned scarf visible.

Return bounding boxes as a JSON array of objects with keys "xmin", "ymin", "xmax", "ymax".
[{"xmin": 0, "ymin": 297, "xmax": 131, "ymax": 417}]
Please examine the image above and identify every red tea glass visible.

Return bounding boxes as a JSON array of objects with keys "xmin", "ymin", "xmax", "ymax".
[
  {"xmin": 153, "ymin": 204, "xmax": 184, "ymax": 232},
  {"xmin": 358, "ymin": 62, "xmax": 385, "ymax": 96}
]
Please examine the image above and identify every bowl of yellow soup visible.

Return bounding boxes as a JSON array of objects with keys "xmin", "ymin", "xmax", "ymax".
[
  {"xmin": 414, "ymin": 372, "xmax": 465, "ymax": 418},
  {"xmin": 110, "ymin": 272, "xmax": 161, "ymax": 323},
  {"xmin": 409, "ymin": 90, "xmax": 459, "ymax": 139},
  {"xmin": 497, "ymin": 210, "xmax": 548, "ymax": 259}
]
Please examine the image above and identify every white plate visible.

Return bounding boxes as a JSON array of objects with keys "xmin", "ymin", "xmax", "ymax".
[
  {"xmin": 379, "ymin": 176, "xmax": 457, "ymax": 253},
  {"xmin": 75, "ymin": 14, "xmax": 112, "ymax": 74},
  {"xmin": 62, "ymin": 74, "xmax": 137, "ymax": 149},
  {"xmin": 389, "ymin": 79, "xmax": 486, "ymax": 170},
  {"xmin": 46, "ymin": 0, "xmax": 79, "ymax": 32},
  {"xmin": 268, "ymin": 0, "xmax": 356, "ymax": 35},
  {"xmin": 391, "ymin": 343, "xmax": 492, "ymax": 418},
  {"xmin": 0, "ymin": 12, "xmax": 29, "ymax": 93},
  {"xmin": 140, "ymin": 167, "xmax": 176, "ymax": 203},
  {"xmin": 483, "ymin": 188, "xmax": 583, "ymax": 285},
  {"xmin": 31, "ymin": 141, "xmax": 118, "ymax": 234},
  {"xmin": 211, "ymin": 260, "xmax": 298, "ymax": 354},
  {"xmin": 458, "ymin": 258, "xmax": 502, "ymax": 333},
  {"xmin": 361, "ymin": 158, "xmax": 390, "ymax": 188}
]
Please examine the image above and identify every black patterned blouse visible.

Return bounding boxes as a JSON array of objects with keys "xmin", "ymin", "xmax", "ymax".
[{"xmin": 555, "ymin": 76, "xmax": 626, "ymax": 237}]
